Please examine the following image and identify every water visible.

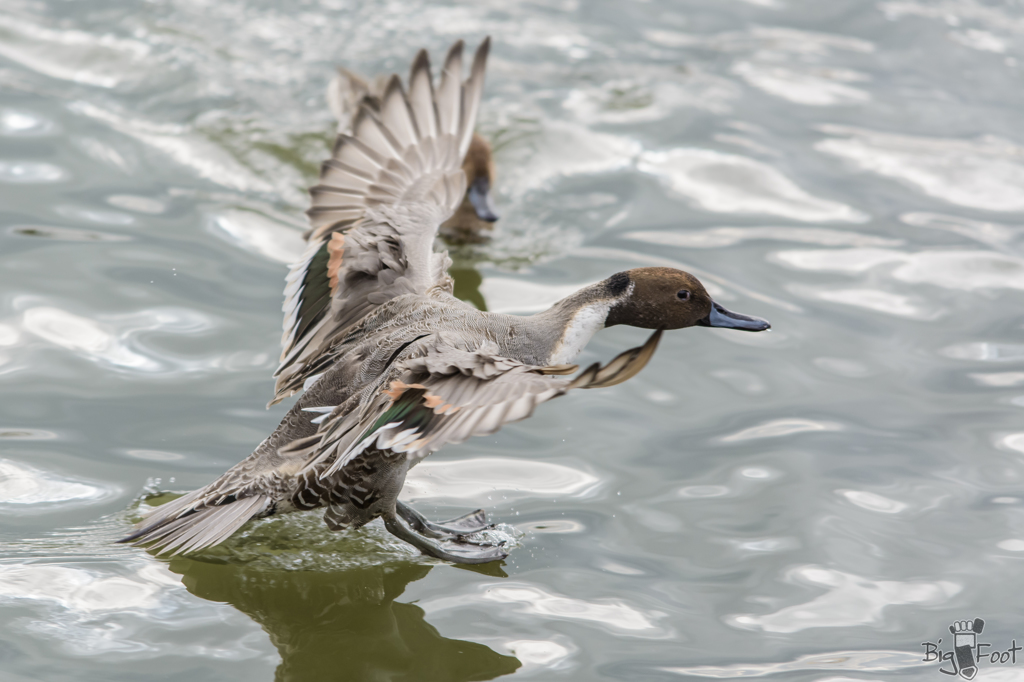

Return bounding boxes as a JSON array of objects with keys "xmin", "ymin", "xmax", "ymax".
[{"xmin": 2, "ymin": 0, "xmax": 1024, "ymax": 679}]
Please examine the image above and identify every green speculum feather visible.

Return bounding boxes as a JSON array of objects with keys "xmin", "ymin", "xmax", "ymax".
[
  {"xmin": 295, "ymin": 241, "xmax": 333, "ymax": 340},
  {"xmin": 367, "ymin": 388, "xmax": 433, "ymax": 437}
]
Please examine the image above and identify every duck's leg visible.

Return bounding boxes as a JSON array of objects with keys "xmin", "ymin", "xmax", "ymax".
[
  {"xmin": 383, "ymin": 511, "xmax": 507, "ymax": 564},
  {"xmin": 395, "ymin": 500, "xmax": 491, "ymax": 536}
]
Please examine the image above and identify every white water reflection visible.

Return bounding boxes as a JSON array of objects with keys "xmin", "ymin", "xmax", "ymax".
[
  {"xmin": 648, "ymin": 25, "xmax": 875, "ymax": 108},
  {"xmin": 0, "ymin": 561, "xmax": 270, "ymax": 659},
  {"xmin": 721, "ymin": 418, "xmax": 843, "ymax": 442},
  {"xmin": 644, "ymin": 26, "xmax": 874, "ymax": 57},
  {"xmin": 0, "ymin": 563, "xmax": 166, "ymax": 612},
  {"xmin": 0, "ymin": 109, "xmax": 55, "ymax": 136},
  {"xmin": 942, "ymin": 343, "xmax": 1024, "ymax": 362},
  {"xmin": 501, "ymin": 638, "xmax": 575, "ymax": 672},
  {"xmin": 106, "ymin": 195, "xmax": 167, "ymax": 215},
  {"xmin": 880, "ymin": 1, "xmax": 1024, "ymax": 42},
  {"xmin": 74, "ymin": 135, "xmax": 138, "ymax": 173},
  {"xmin": 739, "ymin": 466, "xmax": 778, "ymax": 480},
  {"xmin": 0, "ymin": 459, "xmax": 117, "ymax": 511},
  {"xmin": 730, "ymin": 565, "xmax": 960, "ymax": 633},
  {"xmin": 971, "ymin": 372, "xmax": 1024, "ymax": 387},
  {"xmin": 484, "ymin": 584, "xmax": 667, "ymax": 636},
  {"xmin": 996, "ymin": 433, "xmax": 1024, "ymax": 455},
  {"xmin": 894, "ymin": 251, "xmax": 1024, "ymax": 290},
  {"xmin": 791, "ymin": 285, "xmax": 940, "ymax": 319},
  {"xmin": 55, "ymin": 205, "xmax": 134, "ymax": 225},
  {"xmin": 499, "ymin": 122, "xmax": 640, "ymax": 196},
  {"xmin": 124, "ymin": 449, "xmax": 186, "ymax": 462},
  {"xmin": 678, "ymin": 485, "xmax": 730, "ymax": 499},
  {"xmin": 817, "ymin": 125, "xmax": 1024, "ymax": 212},
  {"xmin": 479, "ymin": 278, "xmax": 584, "ymax": 314},
  {"xmin": 212, "ymin": 208, "xmax": 306, "ymax": 264},
  {"xmin": 23, "ymin": 307, "xmax": 155, "ymax": 370},
  {"xmin": 732, "ymin": 62, "xmax": 870, "ymax": 106},
  {"xmin": 951, "ymin": 28, "xmax": 1009, "ymax": 53},
  {"xmin": 638, "ymin": 148, "xmax": 865, "ymax": 222},
  {"xmin": 424, "ymin": 582, "xmax": 670, "ymax": 638},
  {"xmin": 597, "ymin": 559, "xmax": 645, "ymax": 576},
  {"xmin": 900, "ymin": 212, "xmax": 1022, "ymax": 250},
  {"xmin": 726, "ymin": 536, "xmax": 800, "ymax": 555},
  {"xmin": 564, "ymin": 73, "xmax": 737, "ymax": 123},
  {"xmin": 836, "ymin": 489, "xmax": 908, "ymax": 514},
  {"xmin": 773, "ymin": 247, "xmax": 905, "ymax": 274},
  {"xmin": 775, "ymin": 247, "xmax": 1024, "ymax": 291},
  {"xmin": 662, "ymin": 648, "xmax": 927, "ymax": 678},
  {"xmin": 21, "ymin": 306, "xmax": 215, "ymax": 373},
  {"xmin": 626, "ymin": 226, "xmax": 899, "ymax": 249},
  {"xmin": 403, "ymin": 457, "xmax": 601, "ymax": 503},
  {"xmin": 0, "ymin": 161, "xmax": 66, "ymax": 183},
  {"xmin": 68, "ymin": 101, "xmax": 297, "ymax": 202},
  {"xmin": 0, "ymin": 14, "xmax": 149, "ymax": 88}
]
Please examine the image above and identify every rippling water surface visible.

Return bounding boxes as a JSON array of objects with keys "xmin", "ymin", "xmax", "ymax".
[{"xmin": 3, "ymin": 0, "xmax": 1024, "ymax": 680}]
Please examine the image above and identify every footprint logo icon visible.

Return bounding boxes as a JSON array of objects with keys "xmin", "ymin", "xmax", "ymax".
[{"xmin": 949, "ymin": 618, "xmax": 985, "ymax": 680}]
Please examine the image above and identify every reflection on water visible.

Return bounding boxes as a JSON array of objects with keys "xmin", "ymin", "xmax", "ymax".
[
  {"xmin": 817, "ymin": 125, "xmax": 1024, "ymax": 212},
  {"xmin": 5, "ymin": 0, "xmax": 1024, "ymax": 679},
  {"xmin": 661, "ymin": 648, "xmax": 928, "ymax": 678},
  {"xmin": 728, "ymin": 565, "xmax": 960, "ymax": 633},
  {"xmin": 637, "ymin": 148, "xmax": 865, "ymax": 223},
  {"xmin": 0, "ymin": 457, "xmax": 117, "ymax": 511},
  {"xmin": 170, "ymin": 558, "xmax": 521, "ymax": 682},
  {"xmin": 449, "ymin": 264, "xmax": 488, "ymax": 312}
]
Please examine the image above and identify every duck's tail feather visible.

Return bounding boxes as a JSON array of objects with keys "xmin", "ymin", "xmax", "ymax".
[{"xmin": 118, "ymin": 494, "xmax": 270, "ymax": 557}]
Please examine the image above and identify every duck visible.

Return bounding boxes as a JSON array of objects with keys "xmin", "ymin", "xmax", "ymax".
[
  {"xmin": 120, "ymin": 38, "xmax": 770, "ymax": 564},
  {"xmin": 327, "ymin": 53, "xmax": 499, "ymax": 241}
]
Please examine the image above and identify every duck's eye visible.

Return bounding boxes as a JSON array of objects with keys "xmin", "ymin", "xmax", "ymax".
[{"xmin": 677, "ymin": 290, "xmax": 690, "ymax": 301}]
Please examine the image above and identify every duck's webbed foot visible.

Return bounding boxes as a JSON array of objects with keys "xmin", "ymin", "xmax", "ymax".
[
  {"xmin": 396, "ymin": 500, "xmax": 492, "ymax": 537},
  {"xmin": 384, "ymin": 510, "xmax": 507, "ymax": 565}
]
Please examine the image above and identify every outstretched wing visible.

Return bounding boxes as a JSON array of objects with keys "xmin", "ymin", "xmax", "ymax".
[
  {"xmin": 289, "ymin": 330, "xmax": 663, "ymax": 479},
  {"xmin": 274, "ymin": 38, "xmax": 491, "ymax": 405}
]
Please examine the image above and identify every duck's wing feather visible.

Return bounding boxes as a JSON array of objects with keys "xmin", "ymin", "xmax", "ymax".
[
  {"xmin": 274, "ymin": 38, "xmax": 490, "ymax": 405},
  {"xmin": 117, "ymin": 330, "xmax": 661, "ymax": 558},
  {"xmin": 326, "ymin": 67, "xmax": 382, "ymax": 133},
  {"xmin": 291, "ymin": 330, "xmax": 663, "ymax": 479}
]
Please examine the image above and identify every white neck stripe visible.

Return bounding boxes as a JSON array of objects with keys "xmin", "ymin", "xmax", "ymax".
[{"xmin": 548, "ymin": 300, "xmax": 613, "ymax": 365}]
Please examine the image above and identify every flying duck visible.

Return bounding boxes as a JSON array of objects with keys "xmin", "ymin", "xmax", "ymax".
[{"xmin": 120, "ymin": 38, "xmax": 769, "ymax": 564}]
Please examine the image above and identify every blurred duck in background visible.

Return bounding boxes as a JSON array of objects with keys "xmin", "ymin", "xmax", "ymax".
[{"xmin": 327, "ymin": 63, "xmax": 500, "ymax": 242}]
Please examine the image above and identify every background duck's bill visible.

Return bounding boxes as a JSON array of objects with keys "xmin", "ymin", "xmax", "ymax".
[
  {"xmin": 468, "ymin": 177, "xmax": 499, "ymax": 222},
  {"xmin": 697, "ymin": 302, "xmax": 770, "ymax": 332}
]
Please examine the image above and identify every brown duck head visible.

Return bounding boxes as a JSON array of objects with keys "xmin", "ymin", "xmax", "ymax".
[
  {"xmin": 603, "ymin": 267, "xmax": 770, "ymax": 332},
  {"xmin": 462, "ymin": 132, "xmax": 498, "ymax": 223}
]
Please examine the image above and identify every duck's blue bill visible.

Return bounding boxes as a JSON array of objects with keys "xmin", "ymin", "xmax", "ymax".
[
  {"xmin": 697, "ymin": 301, "xmax": 770, "ymax": 332},
  {"xmin": 468, "ymin": 177, "xmax": 499, "ymax": 222}
]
